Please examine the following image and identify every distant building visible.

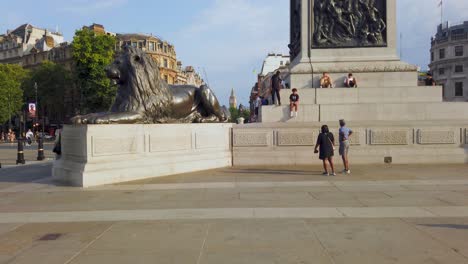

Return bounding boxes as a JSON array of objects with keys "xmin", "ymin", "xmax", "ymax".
[
  {"xmin": 84, "ymin": 23, "xmax": 116, "ymax": 36},
  {"xmin": 260, "ymin": 53, "xmax": 290, "ymax": 76},
  {"xmin": 177, "ymin": 65, "xmax": 204, "ymax": 87},
  {"xmin": 0, "ymin": 23, "xmax": 71, "ymax": 68},
  {"xmin": 429, "ymin": 21, "xmax": 468, "ymax": 101},
  {"xmin": 229, "ymin": 88, "xmax": 237, "ymax": 109}
]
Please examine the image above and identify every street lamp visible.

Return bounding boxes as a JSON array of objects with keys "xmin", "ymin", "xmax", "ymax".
[{"xmin": 34, "ymin": 82, "xmax": 38, "ymax": 134}]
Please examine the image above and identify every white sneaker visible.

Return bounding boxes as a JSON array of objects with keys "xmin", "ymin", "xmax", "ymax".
[
  {"xmin": 346, "ymin": 170, "xmax": 351, "ymax": 174},
  {"xmin": 290, "ymin": 112, "xmax": 294, "ymax": 118},
  {"xmin": 294, "ymin": 112, "xmax": 298, "ymax": 117},
  {"xmin": 331, "ymin": 172, "xmax": 336, "ymax": 176}
]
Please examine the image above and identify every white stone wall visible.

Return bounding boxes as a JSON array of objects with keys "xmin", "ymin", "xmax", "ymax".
[
  {"xmin": 53, "ymin": 124, "xmax": 233, "ymax": 187},
  {"xmin": 233, "ymin": 124, "xmax": 468, "ymax": 166}
]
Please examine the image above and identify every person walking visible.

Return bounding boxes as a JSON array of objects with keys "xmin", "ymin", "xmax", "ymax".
[
  {"xmin": 314, "ymin": 125, "xmax": 336, "ymax": 176},
  {"xmin": 339, "ymin": 119, "xmax": 353, "ymax": 174},
  {"xmin": 25, "ymin": 129, "xmax": 34, "ymax": 146},
  {"xmin": 253, "ymin": 94, "xmax": 262, "ymax": 121},
  {"xmin": 271, "ymin": 71, "xmax": 282, "ymax": 105}
]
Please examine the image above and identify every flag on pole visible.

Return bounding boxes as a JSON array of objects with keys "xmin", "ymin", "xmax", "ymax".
[{"xmin": 438, "ymin": 0, "xmax": 442, "ymax": 7}]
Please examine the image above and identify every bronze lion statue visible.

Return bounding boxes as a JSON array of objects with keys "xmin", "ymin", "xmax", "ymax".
[{"xmin": 72, "ymin": 46, "xmax": 227, "ymax": 124}]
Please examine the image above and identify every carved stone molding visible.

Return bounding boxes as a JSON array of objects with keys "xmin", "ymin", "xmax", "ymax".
[
  {"xmin": 149, "ymin": 132, "xmax": 191, "ymax": 153},
  {"xmin": 417, "ymin": 130, "xmax": 456, "ymax": 145},
  {"xmin": 233, "ymin": 132, "xmax": 272, "ymax": 147},
  {"xmin": 465, "ymin": 128, "xmax": 468, "ymax": 145},
  {"xmin": 370, "ymin": 130, "xmax": 409, "ymax": 145},
  {"xmin": 92, "ymin": 137, "xmax": 139, "ymax": 156},
  {"xmin": 277, "ymin": 131, "xmax": 317, "ymax": 146}
]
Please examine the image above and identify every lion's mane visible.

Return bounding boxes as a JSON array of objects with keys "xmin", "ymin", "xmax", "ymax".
[{"xmin": 111, "ymin": 47, "xmax": 173, "ymax": 121}]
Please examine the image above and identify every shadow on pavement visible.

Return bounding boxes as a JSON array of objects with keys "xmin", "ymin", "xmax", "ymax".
[
  {"xmin": 0, "ymin": 163, "xmax": 54, "ymax": 185},
  {"xmin": 227, "ymin": 168, "xmax": 323, "ymax": 176},
  {"xmin": 419, "ymin": 224, "xmax": 468, "ymax": 230}
]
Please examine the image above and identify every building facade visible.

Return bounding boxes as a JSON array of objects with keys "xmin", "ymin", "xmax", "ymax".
[
  {"xmin": 260, "ymin": 53, "xmax": 290, "ymax": 76},
  {"xmin": 429, "ymin": 21, "xmax": 468, "ymax": 102},
  {"xmin": 116, "ymin": 34, "xmax": 179, "ymax": 85}
]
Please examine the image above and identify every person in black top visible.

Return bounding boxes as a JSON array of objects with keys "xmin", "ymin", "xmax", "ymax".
[
  {"xmin": 425, "ymin": 74, "xmax": 436, "ymax": 86},
  {"xmin": 271, "ymin": 71, "xmax": 282, "ymax": 105},
  {"xmin": 314, "ymin": 125, "xmax": 336, "ymax": 176},
  {"xmin": 289, "ymin": 88, "xmax": 300, "ymax": 118}
]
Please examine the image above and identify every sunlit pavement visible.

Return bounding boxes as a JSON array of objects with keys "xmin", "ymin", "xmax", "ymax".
[{"xmin": 0, "ymin": 164, "xmax": 468, "ymax": 263}]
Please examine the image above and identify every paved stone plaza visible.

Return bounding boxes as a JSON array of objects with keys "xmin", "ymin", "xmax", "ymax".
[{"xmin": 0, "ymin": 163, "xmax": 468, "ymax": 263}]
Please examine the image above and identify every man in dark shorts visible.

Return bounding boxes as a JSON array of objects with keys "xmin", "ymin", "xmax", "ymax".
[
  {"xmin": 339, "ymin": 119, "xmax": 353, "ymax": 174},
  {"xmin": 289, "ymin": 88, "xmax": 300, "ymax": 118}
]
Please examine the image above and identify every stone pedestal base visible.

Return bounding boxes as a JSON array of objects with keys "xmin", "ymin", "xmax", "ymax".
[
  {"xmin": 290, "ymin": 60, "xmax": 418, "ymax": 89},
  {"xmin": 53, "ymin": 124, "xmax": 233, "ymax": 187}
]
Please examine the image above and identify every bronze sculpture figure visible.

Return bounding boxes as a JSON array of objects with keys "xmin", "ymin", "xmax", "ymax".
[
  {"xmin": 72, "ymin": 46, "xmax": 228, "ymax": 124},
  {"xmin": 313, "ymin": 0, "xmax": 387, "ymax": 48}
]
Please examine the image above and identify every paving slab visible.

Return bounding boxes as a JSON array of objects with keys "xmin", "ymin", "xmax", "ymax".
[
  {"xmin": 0, "ymin": 222, "xmax": 112, "ymax": 264},
  {"xmin": 70, "ymin": 221, "xmax": 207, "ymax": 264},
  {"xmin": 403, "ymin": 218, "xmax": 468, "ymax": 259},
  {"xmin": 199, "ymin": 219, "xmax": 334, "ymax": 264},
  {"xmin": 306, "ymin": 218, "xmax": 468, "ymax": 264}
]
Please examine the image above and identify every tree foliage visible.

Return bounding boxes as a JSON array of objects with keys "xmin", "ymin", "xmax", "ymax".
[
  {"xmin": 0, "ymin": 64, "xmax": 26, "ymax": 124},
  {"xmin": 229, "ymin": 107, "xmax": 250, "ymax": 123},
  {"xmin": 22, "ymin": 61, "xmax": 73, "ymax": 123},
  {"xmin": 72, "ymin": 28, "xmax": 116, "ymax": 113}
]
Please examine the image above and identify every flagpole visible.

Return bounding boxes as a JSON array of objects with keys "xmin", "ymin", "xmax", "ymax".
[{"xmin": 440, "ymin": 0, "xmax": 443, "ymax": 25}]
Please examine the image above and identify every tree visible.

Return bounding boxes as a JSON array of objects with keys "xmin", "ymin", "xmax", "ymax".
[
  {"xmin": 22, "ymin": 61, "xmax": 73, "ymax": 123},
  {"xmin": 0, "ymin": 64, "xmax": 26, "ymax": 125},
  {"xmin": 72, "ymin": 28, "xmax": 116, "ymax": 113},
  {"xmin": 229, "ymin": 107, "xmax": 251, "ymax": 123}
]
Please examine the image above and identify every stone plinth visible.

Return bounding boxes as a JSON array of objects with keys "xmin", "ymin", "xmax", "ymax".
[
  {"xmin": 233, "ymin": 121, "xmax": 468, "ymax": 166},
  {"xmin": 53, "ymin": 124, "xmax": 233, "ymax": 187}
]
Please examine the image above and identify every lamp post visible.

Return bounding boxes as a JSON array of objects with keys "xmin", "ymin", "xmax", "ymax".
[
  {"xmin": 7, "ymin": 86, "xmax": 12, "ymax": 129},
  {"xmin": 34, "ymin": 82, "xmax": 38, "ymax": 135}
]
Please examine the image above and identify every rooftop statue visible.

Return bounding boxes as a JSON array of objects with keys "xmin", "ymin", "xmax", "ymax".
[
  {"xmin": 72, "ymin": 46, "xmax": 228, "ymax": 124},
  {"xmin": 313, "ymin": 0, "xmax": 387, "ymax": 48}
]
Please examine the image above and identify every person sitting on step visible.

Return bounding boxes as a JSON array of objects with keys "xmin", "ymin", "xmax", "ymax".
[{"xmin": 320, "ymin": 72, "xmax": 333, "ymax": 88}]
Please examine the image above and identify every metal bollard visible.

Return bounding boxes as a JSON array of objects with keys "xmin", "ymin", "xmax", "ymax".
[
  {"xmin": 16, "ymin": 138, "xmax": 26, "ymax": 165},
  {"xmin": 37, "ymin": 137, "xmax": 45, "ymax": 161}
]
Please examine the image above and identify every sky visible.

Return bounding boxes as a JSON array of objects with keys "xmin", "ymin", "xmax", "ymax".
[{"xmin": 1, "ymin": 0, "xmax": 468, "ymax": 106}]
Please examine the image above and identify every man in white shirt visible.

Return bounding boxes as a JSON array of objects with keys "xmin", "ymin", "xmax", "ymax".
[{"xmin": 25, "ymin": 129, "xmax": 34, "ymax": 146}]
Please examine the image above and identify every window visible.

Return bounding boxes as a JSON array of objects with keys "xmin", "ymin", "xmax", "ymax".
[
  {"xmin": 164, "ymin": 75, "xmax": 168, "ymax": 82},
  {"xmin": 149, "ymin": 42, "xmax": 155, "ymax": 51},
  {"xmin": 431, "ymin": 52, "xmax": 434, "ymax": 61},
  {"xmin": 439, "ymin": 48, "xmax": 445, "ymax": 59},
  {"xmin": 163, "ymin": 45, "xmax": 167, "ymax": 53},
  {"xmin": 439, "ymin": 68, "xmax": 445, "ymax": 75},
  {"xmin": 163, "ymin": 59, "xmax": 168, "ymax": 68},
  {"xmin": 455, "ymin": 46, "xmax": 464, "ymax": 57},
  {"xmin": 455, "ymin": 65, "xmax": 464, "ymax": 73},
  {"xmin": 138, "ymin": 41, "xmax": 144, "ymax": 49},
  {"xmin": 157, "ymin": 43, "xmax": 163, "ymax": 51},
  {"xmin": 455, "ymin": 82, "xmax": 463, "ymax": 97},
  {"xmin": 280, "ymin": 61, "xmax": 284, "ymax": 66}
]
